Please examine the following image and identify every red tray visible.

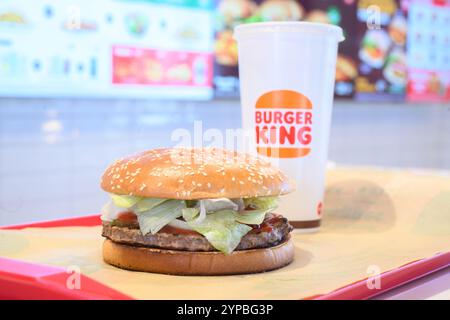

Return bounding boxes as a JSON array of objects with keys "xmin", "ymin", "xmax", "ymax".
[{"xmin": 1, "ymin": 215, "xmax": 449, "ymax": 300}]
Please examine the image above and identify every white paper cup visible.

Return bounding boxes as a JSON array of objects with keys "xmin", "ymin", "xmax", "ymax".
[{"xmin": 234, "ymin": 22, "xmax": 344, "ymax": 231}]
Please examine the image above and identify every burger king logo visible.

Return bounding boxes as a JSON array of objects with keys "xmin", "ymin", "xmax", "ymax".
[{"xmin": 255, "ymin": 90, "xmax": 312, "ymax": 158}]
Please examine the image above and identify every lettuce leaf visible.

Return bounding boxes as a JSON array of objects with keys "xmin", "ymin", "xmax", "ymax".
[
  {"xmin": 186, "ymin": 210, "xmax": 252, "ymax": 254},
  {"xmin": 137, "ymin": 200, "xmax": 185, "ymax": 235},
  {"xmin": 233, "ymin": 209, "xmax": 267, "ymax": 225},
  {"xmin": 182, "ymin": 207, "xmax": 199, "ymax": 221},
  {"xmin": 134, "ymin": 198, "xmax": 166, "ymax": 213},
  {"xmin": 199, "ymin": 198, "xmax": 238, "ymax": 213},
  {"xmin": 243, "ymin": 196, "xmax": 279, "ymax": 211},
  {"xmin": 110, "ymin": 194, "xmax": 166, "ymax": 213},
  {"xmin": 101, "ymin": 201, "xmax": 124, "ymax": 222},
  {"xmin": 105, "ymin": 195, "xmax": 278, "ymax": 253},
  {"xmin": 111, "ymin": 194, "xmax": 142, "ymax": 208},
  {"xmin": 168, "ymin": 218, "xmax": 194, "ymax": 230},
  {"xmin": 231, "ymin": 198, "xmax": 245, "ymax": 211}
]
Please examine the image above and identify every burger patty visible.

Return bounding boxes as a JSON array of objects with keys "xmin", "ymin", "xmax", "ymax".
[{"xmin": 102, "ymin": 213, "xmax": 293, "ymax": 252}]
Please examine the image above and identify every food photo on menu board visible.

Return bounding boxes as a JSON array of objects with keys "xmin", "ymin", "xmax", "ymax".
[{"xmin": 0, "ymin": 0, "xmax": 449, "ymax": 307}]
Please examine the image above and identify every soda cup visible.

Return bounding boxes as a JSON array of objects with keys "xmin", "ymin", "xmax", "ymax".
[{"xmin": 234, "ymin": 22, "xmax": 343, "ymax": 232}]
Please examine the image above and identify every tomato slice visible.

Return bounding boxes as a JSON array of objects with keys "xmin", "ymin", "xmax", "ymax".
[
  {"xmin": 250, "ymin": 214, "xmax": 283, "ymax": 233},
  {"xmin": 116, "ymin": 211, "xmax": 138, "ymax": 223},
  {"xmin": 159, "ymin": 224, "xmax": 199, "ymax": 236}
]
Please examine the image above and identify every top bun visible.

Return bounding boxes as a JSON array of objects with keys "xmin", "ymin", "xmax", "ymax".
[{"xmin": 101, "ymin": 147, "xmax": 295, "ymax": 199}]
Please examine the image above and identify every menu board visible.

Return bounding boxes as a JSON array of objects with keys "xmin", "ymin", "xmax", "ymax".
[
  {"xmin": 0, "ymin": 0, "xmax": 214, "ymax": 99},
  {"xmin": 212, "ymin": 0, "xmax": 360, "ymax": 98},
  {"xmin": 354, "ymin": 0, "xmax": 408, "ymax": 101},
  {"xmin": 406, "ymin": 0, "xmax": 450, "ymax": 102}
]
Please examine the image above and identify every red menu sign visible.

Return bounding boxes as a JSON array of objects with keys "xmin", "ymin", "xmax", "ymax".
[{"xmin": 112, "ymin": 46, "xmax": 213, "ymax": 87}]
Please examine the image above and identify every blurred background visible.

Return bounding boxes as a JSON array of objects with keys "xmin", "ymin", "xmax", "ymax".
[{"xmin": 0, "ymin": 0, "xmax": 449, "ymax": 225}]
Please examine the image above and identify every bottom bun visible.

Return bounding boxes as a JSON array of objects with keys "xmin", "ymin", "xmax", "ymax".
[{"xmin": 103, "ymin": 236, "xmax": 295, "ymax": 276}]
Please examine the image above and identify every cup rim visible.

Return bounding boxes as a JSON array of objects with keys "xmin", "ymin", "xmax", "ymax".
[{"xmin": 234, "ymin": 21, "xmax": 345, "ymax": 42}]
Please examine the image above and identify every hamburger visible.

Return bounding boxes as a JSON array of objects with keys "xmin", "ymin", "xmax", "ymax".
[
  {"xmin": 257, "ymin": 0, "xmax": 304, "ymax": 22},
  {"xmin": 335, "ymin": 55, "xmax": 358, "ymax": 82},
  {"xmin": 388, "ymin": 14, "xmax": 407, "ymax": 46},
  {"xmin": 100, "ymin": 147, "xmax": 295, "ymax": 275},
  {"xmin": 359, "ymin": 30, "xmax": 390, "ymax": 69},
  {"xmin": 305, "ymin": 10, "xmax": 330, "ymax": 24},
  {"xmin": 383, "ymin": 49, "xmax": 407, "ymax": 87},
  {"xmin": 214, "ymin": 30, "xmax": 239, "ymax": 66},
  {"xmin": 217, "ymin": 0, "xmax": 257, "ymax": 28}
]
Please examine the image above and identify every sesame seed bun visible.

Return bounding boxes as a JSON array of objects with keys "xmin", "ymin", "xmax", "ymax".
[
  {"xmin": 102, "ymin": 236, "xmax": 294, "ymax": 275},
  {"xmin": 101, "ymin": 147, "xmax": 295, "ymax": 199}
]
